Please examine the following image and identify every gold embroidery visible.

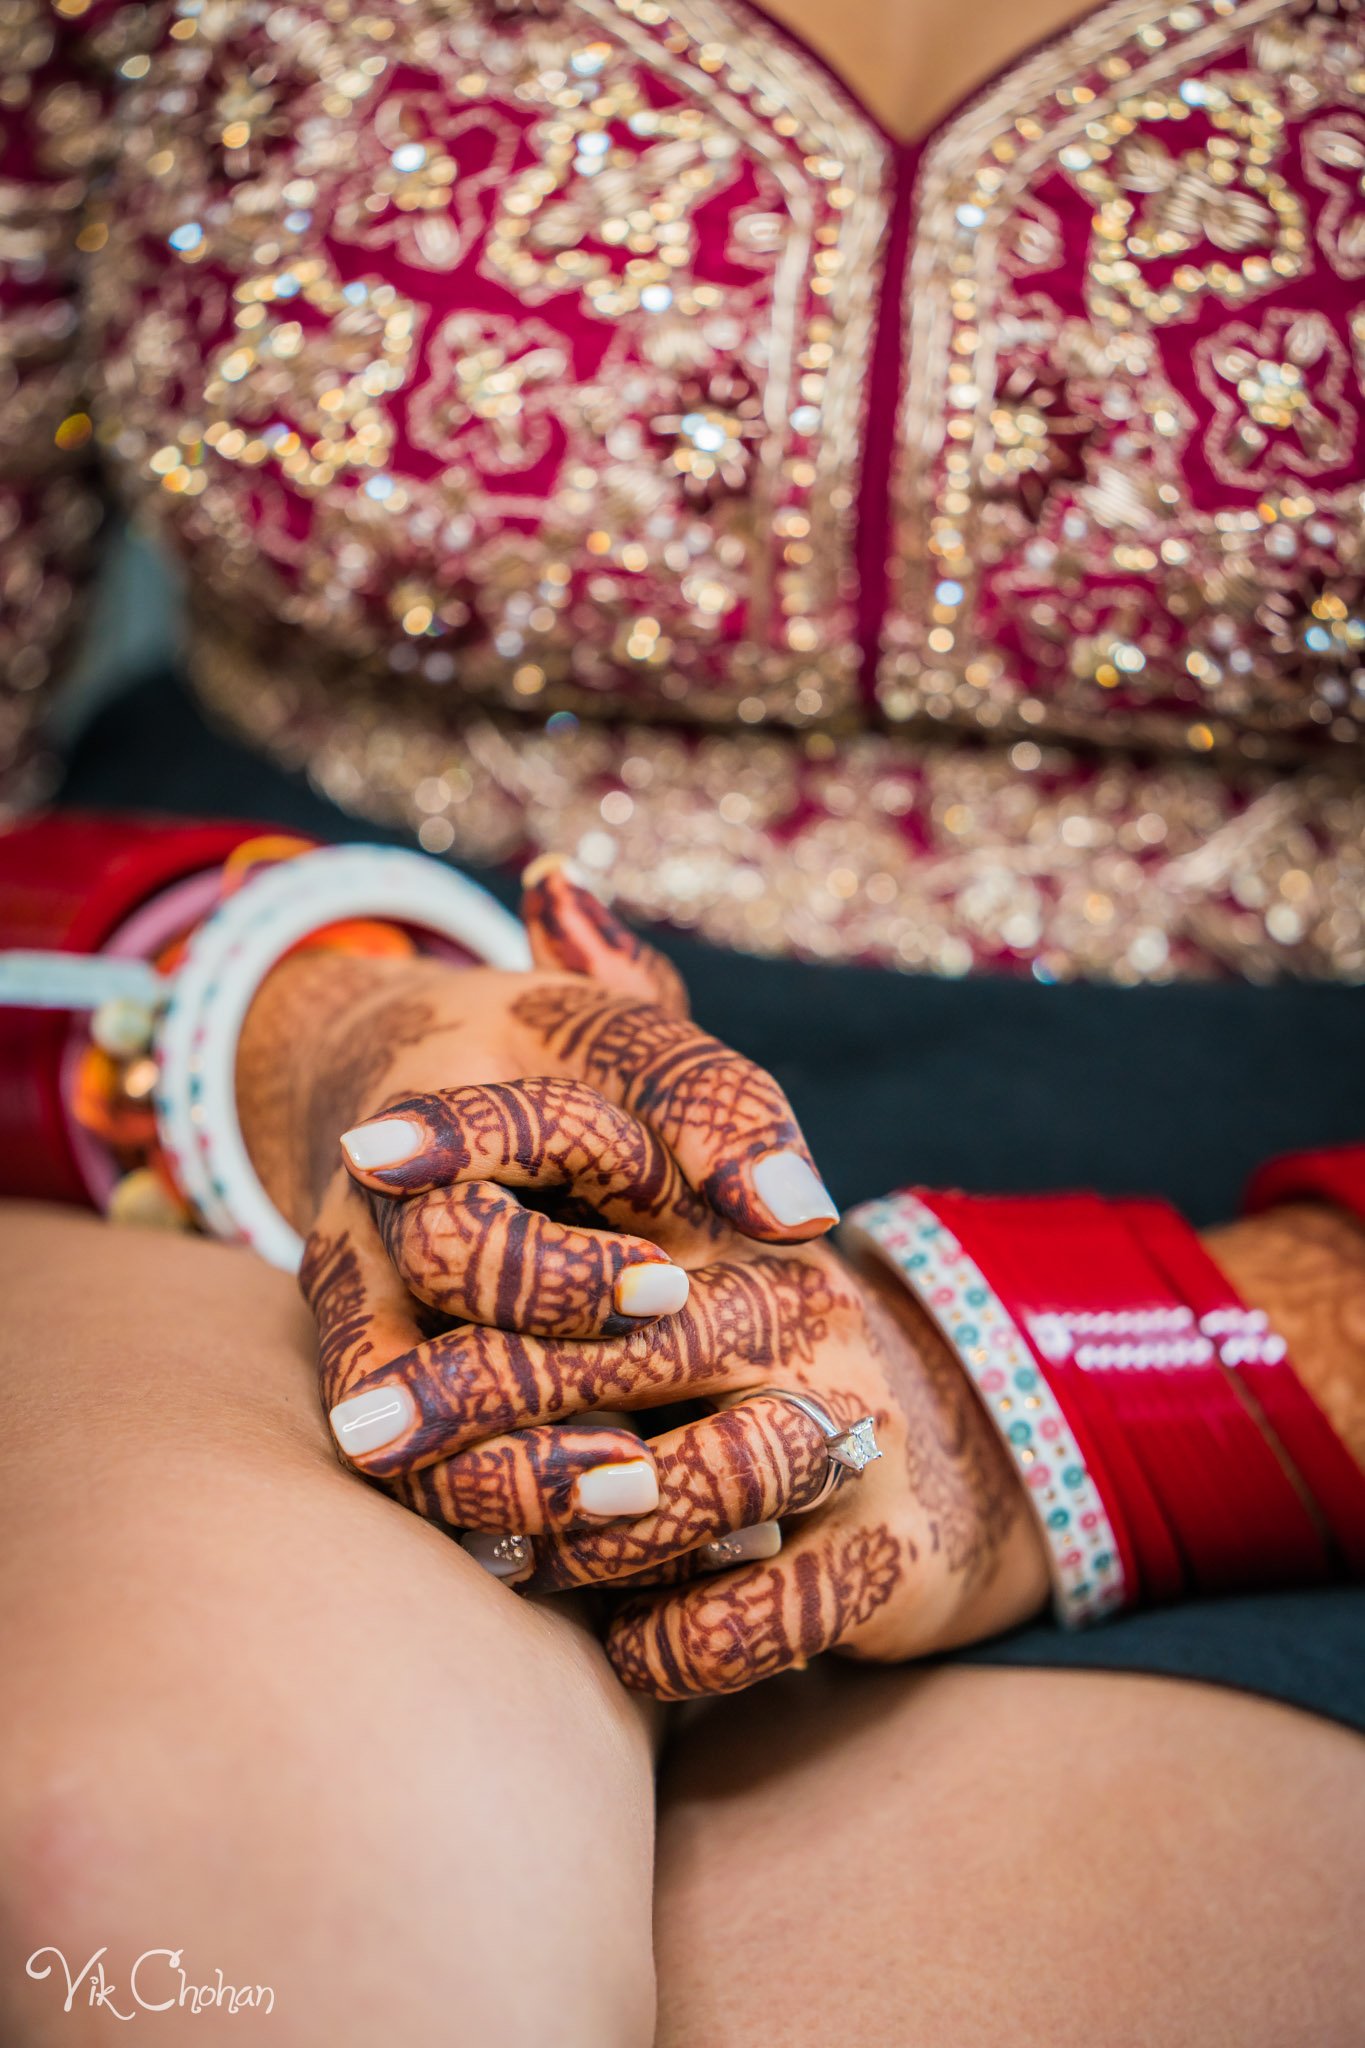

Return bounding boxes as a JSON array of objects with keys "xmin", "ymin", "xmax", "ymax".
[
  {"xmin": 192, "ymin": 609, "xmax": 1365, "ymax": 983},
  {"xmin": 1197, "ymin": 307, "xmax": 1355, "ymax": 485},
  {"xmin": 1088, "ymin": 82, "xmax": 1305, "ymax": 328},
  {"xmin": 332, "ymin": 96, "xmax": 519, "ymax": 273},
  {"xmin": 882, "ymin": 0, "xmax": 1365, "ymax": 756},
  {"xmin": 407, "ymin": 313, "xmax": 570, "ymax": 470},
  {"xmin": 93, "ymin": 0, "xmax": 890, "ymax": 728},
  {"xmin": 1302, "ymin": 113, "xmax": 1365, "ymax": 277},
  {"xmin": 9, "ymin": 0, "xmax": 1364, "ymax": 979},
  {"xmin": 0, "ymin": 474, "xmax": 99, "ymax": 810},
  {"xmin": 0, "ymin": 0, "xmax": 114, "ymax": 798}
]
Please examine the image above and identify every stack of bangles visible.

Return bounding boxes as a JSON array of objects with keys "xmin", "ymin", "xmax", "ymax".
[
  {"xmin": 3, "ymin": 812, "xmax": 1363, "ymax": 1624},
  {"xmin": 845, "ymin": 1172, "xmax": 1365, "ymax": 1624},
  {"xmin": 0, "ymin": 813, "xmax": 528, "ymax": 1270}
]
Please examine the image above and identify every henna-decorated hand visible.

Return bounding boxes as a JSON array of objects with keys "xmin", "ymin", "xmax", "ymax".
[
  {"xmin": 601, "ymin": 1240, "xmax": 1052, "ymax": 1698},
  {"xmin": 310, "ymin": 1071, "xmax": 1052, "ymax": 1698},
  {"xmin": 240, "ymin": 857, "xmax": 839, "ymax": 1541},
  {"xmin": 241, "ymin": 855, "xmax": 837, "ymax": 1253}
]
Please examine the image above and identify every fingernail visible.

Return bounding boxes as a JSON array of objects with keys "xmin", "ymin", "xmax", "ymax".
[
  {"xmin": 574, "ymin": 1458, "xmax": 660, "ymax": 1519},
  {"xmin": 750, "ymin": 1150, "xmax": 839, "ymax": 1227},
  {"xmin": 462, "ymin": 1532, "xmax": 534, "ymax": 1582},
  {"xmin": 340, "ymin": 1116, "xmax": 425, "ymax": 1171},
  {"xmin": 615, "ymin": 1261, "xmax": 690, "ymax": 1318},
  {"xmin": 699, "ymin": 1522, "xmax": 784, "ymax": 1569},
  {"xmin": 328, "ymin": 1383, "xmax": 418, "ymax": 1456},
  {"xmin": 521, "ymin": 851, "xmax": 590, "ymax": 891}
]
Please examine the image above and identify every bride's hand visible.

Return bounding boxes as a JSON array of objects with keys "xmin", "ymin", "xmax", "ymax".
[
  {"xmin": 240, "ymin": 856, "xmax": 837, "ymax": 1253},
  {"xmin": 311, "ymin": 1076, "xmax": 1050, "ymax": 1696},
  {"xmin": 255, "ymin": 859, "xmax": 840, "ymax": 1541},
  {"xmin": 600, "ymin": 1236, "xmax": 1051, "ymax": 1698}
]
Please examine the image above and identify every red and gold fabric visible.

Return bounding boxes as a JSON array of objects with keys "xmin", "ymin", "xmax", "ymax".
[{"xmin": 3, "ymin": 0, "xmax": 1364, "ymax": 979}]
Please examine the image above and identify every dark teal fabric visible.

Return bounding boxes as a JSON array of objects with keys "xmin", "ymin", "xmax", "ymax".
[
  {"xmin": 960, "ymin": 1591, "xmax": 1365, "ymax": 1732},
  {"xmin": 59, "ymin": 672, "xmax": 1365, "ymax": 1731}
]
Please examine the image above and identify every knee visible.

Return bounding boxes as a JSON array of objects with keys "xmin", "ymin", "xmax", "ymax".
[
  {"xmin": 0, "ymin": 1575, "xmax": 656, "ymax": 2048},
  {"xmin": 0, "ymin": 1212, "xmax": 656, "ymax": 2046},
  {"xmin": 0, "ymin": 1716, "xmax": 244, "ymax": 2044}
]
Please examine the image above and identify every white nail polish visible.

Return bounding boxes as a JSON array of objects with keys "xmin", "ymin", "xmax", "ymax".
[
  {"xmin": 700, "ymin": 1522, "xmax": 784, "ymax": 1569},
  {"xmin": 615, "ymin": 1262, "xmax": 690, "ymax": 1319},
  {"xmin": 339, "ymin": 1116, "xmax": 425, "ymax": 1170},
  {"xmin": 328, "ymin": 1383, "xmax": 418, "ymax": 1456},
  {"xmin": 521, "ymin": 851, "xmax": 591, "ymax": 891},
  {"xmin": 750, "ymin": 1150, "xmax": 839, "ymax": 1227},
  {"xmin": 462, "ymin": 1532, "xmax": 534, "ymax": 1581},
  {"xmin": 574, "ymin": 1459, "xmax": 660, "ymax": 1519}
]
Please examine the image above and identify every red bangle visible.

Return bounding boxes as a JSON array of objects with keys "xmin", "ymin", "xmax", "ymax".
[
  {"xmin": 1233, "ymin": 1145, "xmax": 1365, "ymax": 1573},
  {"xmin": 1116, "ymin": 1197, "xmax": 1365, "ymax": 1572},
  {"xmin": 845, "ymin": 1190, "xmax": 1133, "ymax": 1624},
  {"xmin": 847, "ymin": 1185, "xmax": 1364, "ymax": 1622},
  {"xmin": 927, "ymin": 1191, "xmax": 1332, "ymax": 1598},
  {"xmin": 1244, "ymin": 1144, "xmax": 1365, "ymax": 1229},
  {"xmin": 0, "ymin": 812, "xmax": 272, "ymax": 1206}
]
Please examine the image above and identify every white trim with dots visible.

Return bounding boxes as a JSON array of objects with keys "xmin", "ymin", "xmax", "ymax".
[{"xmin": 844, "ymin": 1191, "xmax": 1128, "ymax": 1627}]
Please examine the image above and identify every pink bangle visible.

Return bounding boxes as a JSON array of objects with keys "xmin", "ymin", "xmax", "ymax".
[{"xmin": 58, "ymin": 867, "xmax": 227, "ymax": 1208}]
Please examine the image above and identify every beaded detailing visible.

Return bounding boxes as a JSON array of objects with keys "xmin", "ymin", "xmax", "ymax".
[
  {"xmin": 846, "ymin": 1191, "xmax": 1128, "ymax": 1625},
  {"xmin": 883, "ymin": 0, "xmax": 1365, "ymax": 759},
  {"xmin": 6, "ymin": 0, "xmax": 1365, "ymax": 978},
  {"xmin": 195, "ymin": 618, "xmax": 1365, "ymax": 981},
  {"xmin": 96, "ymin": 0, "xmax": 890, "ymax": 730}
]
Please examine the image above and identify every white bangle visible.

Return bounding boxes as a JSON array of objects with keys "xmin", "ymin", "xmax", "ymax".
[
  {"xmin": 843, "ymin": 1192, "xmax": 1128, "ymax": 1628},
  {"xmin": 154, "ymin": 845, "xmax": 530, "ymax": 1271}
]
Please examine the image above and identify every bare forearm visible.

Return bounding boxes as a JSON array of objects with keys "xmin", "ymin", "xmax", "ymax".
[{"xmin": 1205, "ymin": 1204, "xmax": 1365, "ymax": 1469}]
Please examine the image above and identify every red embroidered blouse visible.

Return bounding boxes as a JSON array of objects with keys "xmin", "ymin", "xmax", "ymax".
[{"xmin": 4, "ymin": 0, "xmax": 1363, "ymax": 978}]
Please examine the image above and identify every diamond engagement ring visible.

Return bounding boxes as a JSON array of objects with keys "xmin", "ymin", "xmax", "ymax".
[{"xmin": 743, "ymin": 1385, "xmax": 882, "ymax": 1512}]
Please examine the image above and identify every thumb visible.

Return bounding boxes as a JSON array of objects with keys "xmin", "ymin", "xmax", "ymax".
[{"xmin": 521, "ymin": 854, "xmax": 690, "ymax": 1018}]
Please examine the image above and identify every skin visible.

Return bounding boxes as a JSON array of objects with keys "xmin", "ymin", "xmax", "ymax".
[
  {"xmin": 0, "ymin": 1207, "xmax": 657, "ymax": 2048},
  {"xmin": 239, "ymin": 858, "xmax": 826, "ymax": 1250},
  {"xmin": 761, "ymin": 0, "xmax": 1103, "ymax": 143},
  {"xmin": 654, "ymin": 1661, "xmax": 1365, "ymax": 2048},
  {"xmin": 243, "ymin": 866, "xmax": 1049, "ymax": 1691},
  {"xmin": 1210, "ymin": 1204, "xmax": 1365, "ymax": 1467},
  {"xmin": 4, "ymin": 4, "xmax": 1360, "ymax": 2038},
  {"xmin": 238, "ymin": 863, "xmax": 844, "ymax": 1551},
  {"xmin": 241, "ymin": 865, "xmax": 1365, "ymax": 1703},
  {"xmin": 325, "ymin": 1070, "xmax": 1365, "ymax": 1698},
  {"xmin": 364, "ymin": 1078, "xmax": 724, "ymax": 1340},
  {"xmin": 6, "ymin": 1202, "xmax": 1364, "ymax": 2048}
]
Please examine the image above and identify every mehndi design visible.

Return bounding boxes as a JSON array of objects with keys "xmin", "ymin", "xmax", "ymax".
[
  {"xmin": 310, "ymin": 1095, "xmax": 1040, "ymax": 1696},
  {"xmin": 285, "ymin": 862, "xmax": 842, "ymax": 1551},
  {"xmin": 345, "ymin": 1074, "xmax": 725, "ymax": 1337},
  {"xmin": 293, "ymin": 862, "xmax": 1042, "ymax": 1689},
  {"xmin": 509, "ymin": 980, "xmax": 837, "ymax": 1240}
]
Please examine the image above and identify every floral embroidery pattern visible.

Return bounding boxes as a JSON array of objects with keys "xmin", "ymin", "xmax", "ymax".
[{"xmin": 4, "ymin": 0, "xmax": 1364, "ymax": 978}]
